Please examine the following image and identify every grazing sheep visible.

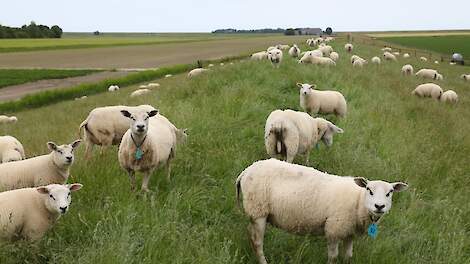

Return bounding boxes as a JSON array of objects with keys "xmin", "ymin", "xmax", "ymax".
[
  {"xmin": 108, "ymin": 85, "xmax": 119, "ymax": 92},
  {"xmin": 435, "ymin": 73, "xmax": 443, "ymax": 81},
  {"xmin": 353, "ymin": 58, "xmax": 367, "ymax": 67},
  {"xmin": 277, "ymin": 44, "xmax": 290, "ymax": 50},
  {"xmin": 412, "ymin": 83, "xmax": 443, "ymax": 100},
  {"xmin": 236, "ymin": 159, "xmax": 408, "ymax": 264},
  {"xmin": 381, "ymin": 47, "xmax": 392, "ymax": 52},
  {"xmin": 297, "ymin": 83, "xmax": 347, "ymax": 117},
  {"xmin": 460, "ymin": 74, "xmax": 470, "ymax": 81},
  {"xmin": 220, "ymin": 63, "xmax": 225, "ymax": 66},
  {"xmin": 344, "ymin": 43, "xmax": 353, "ymax": 52},
  {"xmin": 165, "ymin": 74, "xmax": 172, "ymax": 78},
  {"xmin": 118, "ymin": 109, "xmax": 187, "ymax": 192},
  {"xmin": 0, "ymin": 136, "xmax": 25, "ymax": 163},
  {"xmin": 383, "ymin": 52, "xmax": 397, "ymax": 61},
  {"xmin": 147, "ymin": 83, "xmax": 160, "ymax": 88},
  {"xmin": 420, "ymin": 57, "xmax": 428, "ymax": 62},
  {"xmin": 403, "ymin": 53, "xmax": 410, "ymax": 58},
  {"xmin": 74, "ymin": 95, "xmax": 87, "ymax": 100},
  {"xmin": 208, "ymin": 64, "xmax": 214, "ymax": 67},
  {"xmin": 371, "ymin": 56, "xmax": 381, "ymax": 64},
  {"xmin": 393, "ymin": 52, "xmax": 400, "ymax": 56},
  {"xmin": 440, "ymin": 90, "xmax": 458, "ymax": 104},
  {"xmin": 188, "ymin": 68, "xmax": 209, "ymax": 78},
  {"xmin": 350, "ymin": 55, "xmax": 361, "ymax": 64},
  {"xmin": 401, "ymin": 64, "xmax": 414, "ymax": 75},
  {"xmin": 267, "ymin": 46, "xmax": 276, "ymax": 51},
  {"xmin": 267, "ymin": 48, "xmax": 283, "ymax": 67},
  {"xmin": 130, "ymin": 88, "xmax": 151, "ymax": 98},
  {"xmin": 0, "ymin": 183, "xmax": 82, "ymax": 242},
  {"xmin": 0, "ymin": 115, "xmax": 17, "ymax": 124},
  {"xmin": 251, "ymin": 51, "xmax": 269, "ymax": 61},
  {"xmin": 139, "ymin": 84, "xmax": 148, "ymax": 88},
  {"xmin": 415, "ymin": 69, "xmax": 441, "ymax": 80},
  {"xmin": 288, "ymin": 44, "xmax": 301, "ymax": 58},
  {"xmin": 0, "ymin": 140, "xmax": 81, "ymax": 192},
  {"xmin": 265, "ymin": 110, "xmax": 343, "ymax": 164},
  {"xmin": 319, "ymin": 45, "xmax": 333, "ymax": 56},
  {"xmin": 299, "ymin": 50, "xmax": 323, "ymax": 63},
  {"xmin": 434, "ymin": 60, "xmax": 440, "ymax": 64},
  {"xmin": 79, "ymin": 104, "xmax": 157, "ymax": 158},
  {"xmin": 329, "ymin": 52, "xmax": 339, "ymax": 62}
]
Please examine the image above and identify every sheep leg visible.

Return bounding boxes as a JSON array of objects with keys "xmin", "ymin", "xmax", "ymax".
[
  {"xmin": 84, "ymin": 140, "xmax": 94, "ymax": 160},
  {"xmin": 343, "ymin": 237, "xmax": 354, "ymax": 263},
  {"xmin": 141, "ymin": 171, "xmax": 151, "ymax": 192},
  {"xmin": 127, "ymin": 170, "xmax": 136, "ymax": 191},
  {"xmin": 305, "ymin": 150, "xmax": 311, "ymax": 166},
  {"xmin": 248, "ymin": 217, "xmax": 268, "ymax": 264},
  {"xmin": 166, "ymin": 161, "xmax": 172, "ymax": 182},
  {"xmin": 327, "ymin": 239, "xmax": 339, "ymax": 264}
]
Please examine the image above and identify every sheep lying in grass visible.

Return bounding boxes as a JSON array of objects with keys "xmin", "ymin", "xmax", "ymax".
[
  {"xmin": 393, "ymin": 52, "xmax": 400, "ymax": 56},
  {"xmin": 440, "ymin": 90, "xmax": 458, "ymax": 104},
  {"xmin": 329, "ymin": 52, "xmax": 339, "ymax": 62},
  {"xmin": 288, "ymin": 44, "xmax": 300, "ymax": 58},
  {"xmin": 267, "ymin": 48, "xmax": 283, "ymax": 68},
  {"xmin": 130, "ymin": 89, "xmax": 151, "ymax": 97},
  {"xmin": 383, "ymin": 52, "xmax": 397, "ymax": 61},
  {"xmin": 403, "ymin": 53, "xmax": 410, "ymax": 58},
  {"xmin": 147, "ymin": 83, "xmax": 160, "ymax": 88},
  {"xmin": 461, "ymin": 74, "xmax": 470, "ymax": 81},
  {"xmin": 165, "ymin": 74, "xmax": 172, "ymax": 78},
  {"xmin": 0, "ymin": 136, "xmax": 25, "ymax": 163},
  {"xmin": 353, "ymin": 58, "xmax": 367, "ymax": 67},
  {"xmin": 0, "ymin": 115, "xmax": 17, "ymax": 124},
  {"xmin": 251, "ymin": 51, "xmax": 268, "ymax": 61},
  {"xmin": 299, "ymin": 50, "xmax": 323, "ymax": 63},
  {"xmin": 420, "ymin": 57, "xmax": 428, "ymax": 62},
  {"xmin": 415, "ymin": 69, "xmax": 442, "ymax": 80},
  {"xmin": 108, "ymin": 85, "xmax": 119, "ymax": 92},
  {"xmin": 382, "ymin": 47, "xmax": 392, "ymax": 52},
  {"xmin": 118, "ymin": 110, "xmax": 187, "ymax": 192},
  {"xmin": 188, "ymin": 68, "xmax": 209, "ymax": 78},
  {"xmin": 297, "ymin": 83, "xmax": 347, "ymax": 117},
  {"xmin": 236, "ymin": 159, "xmax": 408, "ymax": 264},
  {"xmin": 434, "ymin": 60, "xmax": 440, "ymax": 64},
  {"xmin": 79, "ymin": 104, "xmax": 157, "ymax": 158},
  {"xmin": 277, "ymin": 44, "xmax": 290, "ymax": 50},
  {"xmin": 319, "ymin": 45, "xmax": 333, "ymax": 56},
  {"xmin": 0, "ymin": 183, "xmax": 82, "ymax": 242},
  {"xmin": 344, "ymin": 43, "xmax": 353, "ymax": 52},
  {"xmin": 0, "ymin": 140, "xmax": 81, "ymax": 192},
  {"xmin": 401, "ymin": 64, "xmax": 414, "ymax": 75},
  {"xmin": 371, "ymin": 56, "xmax": 381, "ymax": 64},
  {"xmin": 412, "ymin": 83, "xmax": 443, "ymax": 100},
  {"xmin": 265, "ymin": 110, "xmax": 343, "ymax": 164}
]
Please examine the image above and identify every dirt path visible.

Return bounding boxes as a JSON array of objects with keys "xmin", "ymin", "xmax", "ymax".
[{"xmin": 0, "ymin": 71, "xmax": 130, "ymax": 102}]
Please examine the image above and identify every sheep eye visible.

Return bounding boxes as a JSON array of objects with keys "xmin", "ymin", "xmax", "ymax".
[
  {"xmin": 49, "ymin": 194, "xmax": 56, "ymax": 200},
  {"xmin": 67, "ymin": 192, "xmax": 71, "ymax": 197},
  {"xmin": 57, "ymin": 150, "xmax": 63, "ymax": 154},
  {"xmin": 366, "ymin": 187, "xmax": 374, "ymax": 196},
  {"xmin": 386, "ymin": 189, "xmax": 394, "ymax": 197}
]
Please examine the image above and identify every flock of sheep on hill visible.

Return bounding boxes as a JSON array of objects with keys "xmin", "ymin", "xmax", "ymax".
[{"xmin": 0, "ymin": 35, "xmax": 465, "ymax": 263}]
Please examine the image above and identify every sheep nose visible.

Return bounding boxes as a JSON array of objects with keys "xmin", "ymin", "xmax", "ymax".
[
  {"xmin": 374, "ymin": 204, "xmax": 385, "ymax": 210},
  {"xmin": 137, "ymin": 125, "xmax": 145, "ymax": 130},
  {"xmin": 60, "ymin": 206, "xmax": 67, "ymax": 213},
  {"xmin": 66, "ymin": 156, "xmax": 72, "ymax": 161}
]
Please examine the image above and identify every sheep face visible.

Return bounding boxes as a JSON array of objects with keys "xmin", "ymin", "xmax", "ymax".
[
  {"xmin": 319, "ymin": 121, "xmax": 344, "ymax": 146},
  {"xmin": 297, "ymin": 83, "xmax": 315, "ymax": 96},
  {"xmin": 121, "ymin": 110, "xmax": 159, "ymax": 136},
  {"xmin": 267, "ymin": 49, "xmax": 282, "ymax": 64},
  {"xmin": 354, "ymin": 178, "xmax": 408, "ymax": 217},
  {"xmin": 47, "ymin": 140, "xmax": 81, "ymax": 168},
  {"xmin": 37, "ymin": 184, "xmax": 82, "ymax": 215}
]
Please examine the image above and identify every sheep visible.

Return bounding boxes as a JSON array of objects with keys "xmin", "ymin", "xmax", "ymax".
[
  {"xmin": 288, "ymin": 44, "xmax": 301, "ymax": 58},
  {"xmin": 251, "ymin": 51, "xmax": 268, "ymax": 61},
  {"xmin": 139, "ymin": 84, "xmax": 148, "ymax": 88},
  {"xmin": 188, "ymin": 68, "xmax": 209, "ymax": 78},
  {"xmin": 277, "ymin": 44, "xmax": 290, "ymax": 50},
  {"xmin": 436, "ymin": 73, "xmax": 443, "ymax": 81},
  {"xmin": 108, "ymin": 85, "xmax": 119, "ymax": 92},
  {"xmin": 165, "ymin": 74, "xmax": 172, "ymax": 78},
  {"xmin": 267, "ymin": 46, "xmax": 276, "ymax": 51},
  {"xmin": 329, "ymin": 52, "xmax": 339, "ymax": 62},
  {"xmin": 412, "ymin": 83, "xmax": 443, "ymax": 100},
  {"xmin": 344, "ymin": 43, "xmax": 353, "ymax": 52},
  {"xmin": 350, "ymin": 55, "xmax": 361, "ymax": 64},
  {"xmin": 353, "ymin": 58, "xmax": 367, "ymax": 67},
  {"xmin": 236, "ymin": 158, "xmax": 408, "ymax": 264},
  {"xmin": 319, "ymin": 45, "xmax": 333, "ymax": 56},
  {"xmin": 450, "ymin": 62, "xmax": 456, "ymax": 65},
  {"xmin": 415, "ymin": 69, "xmax": 441, "ymax": 80},
  {"xmin": 0, "ymin": 115, "xmax": 17, "ymax": 124},
  {"xmin": 0, "ymin": 183, "xmax": 82, "ymax": 242},
  {"xmin": 393, "ymin": 52, "xmax": 400, "ymax": 56},
  {"xmin": 147, "ymin": 83, "xmax": 160, "ymax": 88},
  {"xmin": 460, "ymin": 74, "xmax": 470, "ymax": 81},
  {"xmin": 267, "ymin": 48, "xmax": 283, "ymax": 68},
  {"xmin": 401, "ymin": 64, "xmax": 414, "ymax": 75},
  {"xmin": 306, "ymin": 38, "xmax": 315, "ymax": 47},
  {"xmin": 371, "ymin": 56, "xmax": 381, "ymax": 64},
  {"xmin": 383, "ymin": 52, "xmax": 397, "ymax": 61},
  {"xmin": 381, "ymin": 47, "xmax": 392, "ymax": 52},
  {"xmin": 265, "ymin": 110, "xmax": 343, "ymax": 164},
  {"xmin": 208, "ymin": 64, "xmax": 214, "ymax": 67},
  {"xmin": 440, "ymin": 90, "xmax": 458, "ymax": 104},
  {"xmin": 118, "ymin": 109, "xmax": 187, "ymax": 192},
  {"xmin": 0, "ymin": 140, "xmax": 81, "ymax": 192},
  {"xmin": 403, "ymin": 53, "xmax": 410, "ymax": 58},
  {"xmin": 420, "ymin": 57, "xmax": 428, "ymax": 62},
  {"xmin": 220, "ymin": 63, "xmax": 225, "ymax": 66},
  {"xmin": 297, "ymin": 83, "xmax": 347, "ymax": 117},
  {"xmin": 434, "ymin": 60, "xmax": 440, "ymax": 64},
  {"xmin": 74, "ymin": 95, "xmax": 87, "ymax": 100},
  {"xmin": 78, "ymin": 104, "xmax": 157, "ymax": 158},
  {"xmin": 130, "ymin": 88, "xmax": 151, "ymax": 97},
  {"xmin": 0, "ymin": 136, "xmax": 25, "ymax": 163},
  {"xmin": 301, "ymin": 56, "xmax": 336, "ymax": 66},
  {"xmin": 299, "ymin": 50, "xmax": 323, "ymax": 64}
]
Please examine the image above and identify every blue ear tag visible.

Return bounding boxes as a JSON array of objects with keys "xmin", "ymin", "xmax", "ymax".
[
  {"xmin": 368, "ymin": 223, "xmax": 378, "ymax": 238},
  {"xmin": 315, "ymin": 143, "xmax": 320, "ymax": 150},
  {"xmin": 135, "ymin": 148, "xmax": 144, "ymax": 160}
]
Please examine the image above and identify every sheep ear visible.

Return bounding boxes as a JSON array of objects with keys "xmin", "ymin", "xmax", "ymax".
[
  {"xmin": 392, "ymin": 182, "xmax": 408, "ymax": 192},
  {"xmin": 120, "ymin": 110, "xmax": 132, "ymax": 118},
  {"xmin": 296, "ymin": 83, "xmax": 303, "ymax": 88},
  {"xmin": 310, "ymin": 84, "xmax": 317, "ymax": 89},
  {"xmin": 328, "ymin": 123, "xmax": 344, "ymax": 134},
  {"xmin": 70, "ymin": 139, "xmax": 82, "ymax": 149},
  {"xmin": 47, "ymin": 142, "xmax": 58, "ymax": 151},
  {"xmin": 37, "ymin": 187, "xmax": 49, "ymax": 194},
  {"xmin": 148, "ymin": 110, "xmax": 159, "ymax": 117},
  {"xmin": 68, "ymin": 183, "xmax": 83, "ymax": 192},
  {"xmin": 354, "ymin": 177, "xmax": 368, "ymax": 188}
]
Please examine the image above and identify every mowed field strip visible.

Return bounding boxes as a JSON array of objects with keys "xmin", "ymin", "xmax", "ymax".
[
  {"xmin": 380, "ymin": 35, "xmax": 470, "ymax": 57},
  {"xmin": 0, "ymin": 35, "xmax": 306, "ymax": 69}
]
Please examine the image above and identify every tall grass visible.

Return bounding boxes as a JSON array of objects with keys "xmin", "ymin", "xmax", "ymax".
[{"xmin": 0, "ymin": 40, "xmax": 468, "ymax": 263}]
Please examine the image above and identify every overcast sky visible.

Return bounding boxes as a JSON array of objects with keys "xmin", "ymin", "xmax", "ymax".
[{"xmin": 2, "ymin": 0, "xmax": 469, "ymax": 32}]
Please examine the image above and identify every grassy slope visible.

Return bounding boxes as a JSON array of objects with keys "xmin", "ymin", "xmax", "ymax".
[
  {"xmin": 0, "ymin": 40, "xmax": 469, "ymax": 263},
  {"xmin": 380, "ymin": 35, "xmax": 470, "ymax": 57},
  {"xmin": 0, "ymin": 69, "xmax": 98, "ymax": 88}
]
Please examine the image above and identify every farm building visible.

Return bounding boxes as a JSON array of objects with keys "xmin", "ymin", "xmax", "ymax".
[{"xmin": 293, "ymin": 28, "xmax": 323, "ymax": 35}]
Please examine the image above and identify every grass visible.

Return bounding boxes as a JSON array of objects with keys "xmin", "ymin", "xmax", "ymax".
[
  {"xmin": 0, "ymin": 39, "xmax": 469, "ymax": 263},
  {"xmin": 0, "ymin": 69, "xmax": 98, "ymax": 88},
  {"xmin": 380, "ymin": 35, "xmax": 470, "ymax": 57}
]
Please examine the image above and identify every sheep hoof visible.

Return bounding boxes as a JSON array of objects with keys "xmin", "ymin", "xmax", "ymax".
[{"xmin": 141, "ymin": 188, "xmax": 150, "ymax": 193}]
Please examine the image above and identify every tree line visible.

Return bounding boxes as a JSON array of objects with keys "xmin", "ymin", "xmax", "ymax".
[
  {"xmin": 0, "ymin": 22, "xmax": 63, "ymax": 39},
  {"xmin": 212, "ymin": 28, "xmax": 285, "ymax": 34}
]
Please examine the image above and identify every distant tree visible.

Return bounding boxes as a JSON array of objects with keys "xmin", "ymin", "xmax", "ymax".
[
  {"xmin": 285, "ymin": 28, "xmax": 296, "ymax": 35},
  {"xmin": 325, "ymin": 27, "xmax": 333, "ymax": 35},
  {"xmin": 51, "ymin": 25, "xmax": 63, "ymax": 38}
]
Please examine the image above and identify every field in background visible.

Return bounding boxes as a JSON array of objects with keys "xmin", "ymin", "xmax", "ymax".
[
  {"xmin": 380, "ymin": 35, "xmax": 470, "ymax": 57},
  {"xmin": 366, "ymin": 30, "xmax": 470, "ymax": 37},
  {"xmin": 0, "ymin": 38, "xmax": 468, "ymax": 263},
  {"xmin": 0, "ymin": 69, "xmax": 98, "ymax": 88}
]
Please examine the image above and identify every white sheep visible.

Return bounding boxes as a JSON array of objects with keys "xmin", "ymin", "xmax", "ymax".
[
  {"xmin": 403, "ymin": 53, "xmax": 410, "ymax": 58},
  {"xmin": 350, "ymin": 55, "xmax": 361, "ymax": 64},
  {"xmin": 220, "ymin": 62, "xmax": 225, "ymax": 66},
  {"xmin": 415, "ymin": 69, "xmax": 441, "ymax": 80},
  {"xmin": 208, "ymin": 64, "xmax": 214, "ymax": 67},
  {"xmin": 381, "ymin": 47, "xmax": 392, "ymax": 52},
  {"xmin": 130, "ymin": 88, "xmax": 151, "ymax": 98},
  {"xmin": 267, "ymin": 48, "xmax": 283, "ymax": 68},
  {"xmin": 0, "ymin": 136, "xmax": 25, "ymax": 163},
  {"xmin": 393, "ymin": 52, "xmax": 400, "ymax": 56},
  {"xmin": 299, "ymin": 50, "xmax": 323, "ymax": 64},
  {"xmin": 267, "ymin": 46, "xmax": 276, "ymax": 51},
  {"xmin": 0, "ymin": 183, "xmax": 82, "ymax": 242},
  {"xmin": 434, "ymin": 60, "xmax": 439, "ymax": 64},
  {"xmin": 188, "ymin": 68, "xmax": 209, "ymax": 78},
  {"xmin": 436, "ymin": 73, "xmax": 443, "ymax": 81},
  {"xmin": 319, "ymin": 45, "xmax": 333, "ymax": 56},
  {"xmin": 288, "ymin": 45, "xmax": 301, "ymax": 58},
  {"xmin": 74, "ymin": 95, "xmax": 87, "ymax": 100},
  {"xmin": 371, "ymin": 56, "xmax": 381, "ymax": 64},
  {"xmin": 251, "ymin": 51, "xmax": 268, "ymax": 61},
  {"xmin": 440, "ymin": 90, "xmax": 458, "ymax": 104},
  {"xmin": 420, "ymin": 57, "xmax": 428, "ymax": 62},
  {"xmin": 344, "ymin": 43, "xmax": 353, "ymax": 52},
  {"xmin": 165, "ymin": 74, "xmax": 172, "ymax": 78},
  {"xmin": 79, "ymin": 104, "xmax": 157, "ymax": 158},
  {"xmin": 139, "ymin": 84, "xmax": 148, "ymax": 88},
  {"xmin": 297, "ymin": 83, "xmax": 347, "ymax": 117},
  {"xmin": 329, "ymin": 52, "xmax": 339, "ymax": 62},
  {"xmin": 460, "ymin": 74, "xmax": 470, "ymax": 81},
  {"xmin": 302, "ymin": 56, "xmax": 336, "ymax": 66},
  {"xmin": 265, "ymin": 110, "xmax": 343, "ymax": 164},
  {"xmin": 353, "ymin": 58, "xmax": 367, "ymax": 67},
  {"xmin": 401, "ymin": 64, "xmax": 414, "ymax": 75},
  {"xmin": 0, "ymin": 140, "xmax": 81, "ymax": 192},
  {"xmin": 0, "ymin": 115, "xmax": 17, "ymax": 124},
  {"xmin": 412, "ymin": 83, "xmax": 443, "ymax": 100},
  {"xmin": 277, "ymin": 44, "xmax": 290, "ymax": 50},
  {"xmin": 383, "ymin": 52, "xmax": 397, "ymax": 61},
  {"xmin": 118, "ymin": 109, "xmax": 187, "ymax": 192},
  {"xmin": 147, "ymin": 83, "xmax": 160, "ymax": 88},
  {"xmin": 108, "ymin": 85, "xmax": 119, "ymax": 92},
  {"xmin": 236, "ymin": 159, "xmax": 408, "ymax": 264}
]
